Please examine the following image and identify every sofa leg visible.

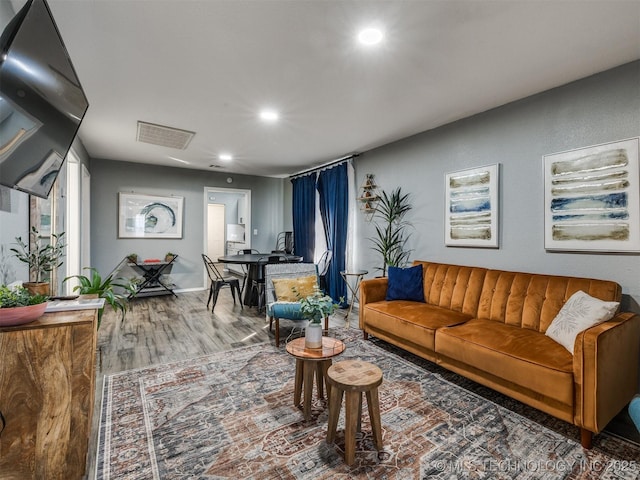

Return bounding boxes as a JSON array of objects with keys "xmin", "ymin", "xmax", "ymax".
[
  {"xmin": 363, "ymin": 331, "xmax": 368, "ymax": 340},
  {"xmin": 580, "ymin": 428, "xmax": 593, "ymax": 449}
]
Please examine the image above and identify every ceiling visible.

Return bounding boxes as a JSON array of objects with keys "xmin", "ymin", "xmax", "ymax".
[{"xmin": 42, "ymin": 0, "xmax": 640, "ymax": 178}]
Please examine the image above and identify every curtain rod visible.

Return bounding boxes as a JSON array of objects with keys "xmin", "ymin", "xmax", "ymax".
[{"xmin": 289, "ymin": 153, "xmax": 359, "ymax": 179}]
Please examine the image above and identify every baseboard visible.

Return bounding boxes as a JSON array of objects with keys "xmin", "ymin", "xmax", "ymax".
[{"xmin": 173, "ymin": 287, "xmax": 206, "ymax": 294}]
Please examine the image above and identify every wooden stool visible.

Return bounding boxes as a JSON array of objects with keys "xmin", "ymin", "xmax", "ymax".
[{"xmin": 326, "ymin": 360, "xmax": 383, "ymax": 466}]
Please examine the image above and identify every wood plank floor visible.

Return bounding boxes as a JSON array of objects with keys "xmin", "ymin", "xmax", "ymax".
[{"xmin": 86, "ymin": 288, "xmax": 351, "ymax": 478}]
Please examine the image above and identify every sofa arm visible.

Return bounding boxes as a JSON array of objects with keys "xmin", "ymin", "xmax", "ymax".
[
  {"xmin": 573, "ymin": 312, "xmax": 640, "ymax": 434},
  {"xmin": 359, "ymin": 277, "xmax": 388, "ymax": 329},
  {"xmin": 360, "ymin": 277, "xmax": 388, "ymax": 304}
]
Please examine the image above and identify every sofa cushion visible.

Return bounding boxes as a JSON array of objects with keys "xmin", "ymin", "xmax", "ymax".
[
  {"xmin": 476, "ymin": 270, "xmax": 622, "ymax": 332},
  {"xmin": 414, "ymin": 261, "xmax": 487, "ymax": 316},
  {"xmin": 364, "ymin": 301, "xmax": 472, "ymax": 352},
  {"xmin": 267, "ymin": 301, "xmax": 305, "ymax": 320},
  {"xmin": 545, "ymin": 290, "xmax": 619, "ymax": 354},
  {"xmin": 436, "ymin": 318, "xmax": 574, "ymax": 406},
  {"xmin": 386, "ymin": 264, "xmax": 425, "ymax": 302}
]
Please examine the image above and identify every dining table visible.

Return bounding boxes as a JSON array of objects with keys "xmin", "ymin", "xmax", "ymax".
[{"xmin": 217, "ymin": 253, "xmax": 303, "ymax": 306}]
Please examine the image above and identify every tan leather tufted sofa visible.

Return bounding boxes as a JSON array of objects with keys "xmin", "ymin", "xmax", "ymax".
[{"xmin": 359, "ymin": 260, "xmax": 640, "ymax": 448}]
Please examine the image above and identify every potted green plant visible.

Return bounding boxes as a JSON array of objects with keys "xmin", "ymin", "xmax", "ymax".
[
  {"xmin": 297, "ymin": 286, "xmax": 340, "ymax": 348},
  {"xmin": 370, "ymin": 187, "xmax": 413, "ymax": 276},
  {"xmin": 127, "ymin": 253, "xmax": 138, "ymax": 264},
  {"xmin": 11, "ymin": 227, "xmax": 66, "ymax": 295},
  {"xmin": 64, "ymin": 268, "xmax": 135, "ymax": 327},
  {"xmin": 0, "ymin": 284, "xmax": 48, "ymax": 326},
  {"xmin": 165, "ymin": 252, "xmax": 176, "ymax": 262}
]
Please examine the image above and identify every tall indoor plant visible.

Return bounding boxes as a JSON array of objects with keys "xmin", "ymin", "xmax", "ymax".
[
  {"xmin": 11, "ymin": 227, "xmax": 66, "ymax": 295},
  {"xmin": 370, "ymin": 187, "xmax": 413, "ymax": 276}
]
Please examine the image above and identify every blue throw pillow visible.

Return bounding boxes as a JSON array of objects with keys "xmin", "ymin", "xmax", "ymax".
[{"xmin": 386, "ymin": 264, "xmax": 425, "ymax": 302}]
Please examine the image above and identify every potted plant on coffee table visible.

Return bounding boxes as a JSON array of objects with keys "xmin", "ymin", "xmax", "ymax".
[
  {"xmin": 11, "ymin": 227, "xmax": 66, "ymax": 295},
  {"xmin": 64, "ymin": 268, "xmax": 135, "ymax": 328},
  {"xmin": 0, "ymin": 284, "xmax": 48, "ymax": 327},
  {"xmin": 298, "ymin": 286, "xmax": 339, "ymax": 349}
]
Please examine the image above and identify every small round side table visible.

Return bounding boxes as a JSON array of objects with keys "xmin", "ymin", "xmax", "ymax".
[
  {"xmin": 340, "ymin": 270, "xmax": 368, "ymax": 327},
  {"xmin": 285, "ymin": 336, "xmax": 346, "ymax": 420}
]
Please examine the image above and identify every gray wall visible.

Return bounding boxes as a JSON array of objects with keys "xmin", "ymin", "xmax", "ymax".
[
  {"xmin": 354, "ymin": 61, "xmax": 640, "ymax": 312},
  {"xmin": 89, "ymin": 159, "xmax": 286, "ymax": 290}
]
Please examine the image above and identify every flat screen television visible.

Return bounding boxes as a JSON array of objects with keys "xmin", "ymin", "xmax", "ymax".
[{"xmin": 0, "ymin": 0, "xmax": 88, "ymax": 198}]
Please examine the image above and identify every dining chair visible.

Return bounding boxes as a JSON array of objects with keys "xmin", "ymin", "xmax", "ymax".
[
  {"xmin": 202, "ymin": 254, "xmax": 243, "ymax": 311},
  {"xmin": 238, "ymin": 249, "xmax": 260, "ymax": 295},
  {"xmin": 317, "ymin": 250, "xmax": 333, "ymax": 293},
  {"xmin": 265, "ymin": 262, "xmax": 329, "ymax": 347},
  {"xmin": 251, "ymin": 254, "xmax": 287, "ymax": 312},
  {"xmin": 275, "ymin": 231, "xmax": 294, "ymax": 254}
]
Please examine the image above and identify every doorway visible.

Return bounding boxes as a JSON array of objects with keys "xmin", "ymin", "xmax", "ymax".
[{"xmin": 203, "ymin": 186, "xmax": 251, "ymax": 284}]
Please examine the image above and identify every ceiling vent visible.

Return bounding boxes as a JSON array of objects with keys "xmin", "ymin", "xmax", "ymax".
[{"xmin": 136, "ymin": 121, "xmax": 195, "ymax": 150}]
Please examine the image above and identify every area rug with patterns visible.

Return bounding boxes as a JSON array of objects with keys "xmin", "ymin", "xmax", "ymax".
[{"xmin": 96, "ymin": 330, "xmax": 640, "ymax": 479}]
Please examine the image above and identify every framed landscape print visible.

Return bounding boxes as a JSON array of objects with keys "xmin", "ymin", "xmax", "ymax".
[
  {"xmin": 543, "ymin": 137, "xmax": 640, "ymax": 252},
  {"xmin": 118, "ymin": 193, "xmax": 184, "ymax": 238},
  {"xmin": 445, "ymin": 164, "xmax": 499, "ymax": 248}
]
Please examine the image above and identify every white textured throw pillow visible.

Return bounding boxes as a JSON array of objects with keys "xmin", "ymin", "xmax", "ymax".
[{"xmin": 545, "ymin": 290, "xmax": 619, "ymax": 354}]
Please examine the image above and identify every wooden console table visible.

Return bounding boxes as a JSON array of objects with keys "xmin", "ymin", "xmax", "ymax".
[{"xmin": 0, "ymin": 307, "xmax": 99, "ymax": 479}]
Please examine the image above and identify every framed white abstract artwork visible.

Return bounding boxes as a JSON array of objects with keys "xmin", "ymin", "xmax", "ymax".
[
  {"xmin": 543, "ymin": 137, "xmax": 640, "ymax": 252},
  {"xmin": 445, "ymin": 164, "xmax": 500, "ymax": 248},
  {"xmin": 118, "ymin": 193, "xmax": 184, "ymax": 239}
]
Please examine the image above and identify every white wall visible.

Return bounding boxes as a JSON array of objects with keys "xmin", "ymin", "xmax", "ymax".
[{"xmin": 354, "ymin": 61, "xmax": 640, "ymax": 312}]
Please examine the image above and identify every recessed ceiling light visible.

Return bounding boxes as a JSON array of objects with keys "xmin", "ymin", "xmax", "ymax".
[
  {"xmin": 259, "ymin": 109, "xmax": 279, "ymax": 122},
  {"xmin": 219, "ymin": 153, "xmax": 233, "ymax": 162},
  {"xmin": 357, "ymin": 27, "xmax": 383, "ymax": 46}
]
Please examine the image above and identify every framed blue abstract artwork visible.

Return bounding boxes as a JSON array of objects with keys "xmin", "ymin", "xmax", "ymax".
[
  {"xmin": 445, "ymin": 163, "xmax": 500, "ymax": 248},
  {"xmin": 544, "ymin": 137, "xmax": 640, "ymax": 252},
  {"xmin": 118, "ymin": 192, "xmax": 184, "ymax": 239}
]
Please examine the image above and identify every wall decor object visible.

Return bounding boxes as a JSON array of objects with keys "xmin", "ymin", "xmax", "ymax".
[
  {"xmin": 445, "ymin": 164, "xmax": 499, "ymax": 248},
  {"xmin": 118, "ymin": 193, "xmax": 184, "ymax": 239},
  {"xmin": 544, "ymin": 137, "xmax": 640, "ymax": 252},
  {"xmin": 357, "ymin": 173, "xmax": 379, "ymax": 221}
]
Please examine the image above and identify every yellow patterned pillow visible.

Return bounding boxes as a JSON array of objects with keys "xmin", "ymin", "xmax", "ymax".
[{"xmin": 272, "ymin": 276, "xmax": 318, "ymax": 302}]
